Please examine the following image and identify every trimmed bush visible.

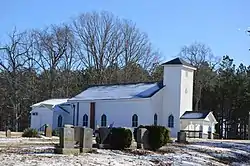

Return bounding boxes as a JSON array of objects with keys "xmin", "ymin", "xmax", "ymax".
[
  {"xmin": 145, "ymin": 125, "xmax": 170, "ymax": 151},
  {"xmin": 22, "ymin": 128, "xmax": 39, "ymax": 137},
  {"xmin": 109, "ymin": 128, "xmax": 132, "ymax": 150}
]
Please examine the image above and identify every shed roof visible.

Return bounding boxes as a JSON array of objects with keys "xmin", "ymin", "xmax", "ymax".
[
  {"xmin": 68, "ymin": 82, "xmax": 164, "ymax": 101},
  {"xmin": 31, "ymin": 99, "xmax": 69, "ymax": 108},
  {"xmin": 162, "ymin": 57, "xmax": 195, "ymax": 68},
  {"xmin": 180, "ymin": 111, "xmax": 210, "ymax": 119}
]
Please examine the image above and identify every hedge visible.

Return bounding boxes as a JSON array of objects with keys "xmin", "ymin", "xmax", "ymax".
[
  {"xmin": 145, "ymin": 125, "xmax": 170, "ymax": 151},
  {"xmin": 109, "ymin": 128, "xmax": 132, "ymax": 150}
]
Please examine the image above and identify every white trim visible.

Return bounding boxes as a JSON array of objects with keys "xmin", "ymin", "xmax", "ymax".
[
  {"xmin": 162, "ymin": 64, "xmax": 196, "ymax": 71},
  {"xmin": 31, "ymin": 98, "xmax": 68, "ymax": 108},
  {"xmin": 207, "ymin": 112, "xmax": 218, "ymax": 124},
  {"xmin": 67, "ymin": 97, "xmax": 150, "ymax": 103},
  {"xmin": 182, "ymin": 65, "xmax": 197, "ymax": 71}
]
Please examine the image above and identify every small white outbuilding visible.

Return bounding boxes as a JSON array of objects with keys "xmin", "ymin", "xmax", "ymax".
[
  {"xmin": 180, "ymin": 111, "xmax": 218, "ymax": 139},
  {"xmin": 30, "ymin": 99, "xmax": 73, "ymax": 130}
]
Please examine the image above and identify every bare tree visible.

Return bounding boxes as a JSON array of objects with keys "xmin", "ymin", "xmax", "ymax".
[
  {"xmin": 119, "ymin": 20, "xmax": 160, "ymax": 81},
  {"xmin": 0, "ymin": 29, "xmax": 31, "ymax": 131},
  {"xmin": 72, "ymin": 11, "xmax": 160, "ymax": 84},
  {"xmin": 179, "ymin": 42, "xmax": 220, "ymax": 111},
  {"xmin": 72, "ymin": 11, "xmax": 123, "ymax": 84},
  {"xmin": 32, "ymin": 24, "xmax": 72, "ymax": 98}
]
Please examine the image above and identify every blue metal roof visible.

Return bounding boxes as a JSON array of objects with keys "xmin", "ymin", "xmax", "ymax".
[
  {"xmin": 69, "ymin": 81, "xmax": 164, "ymax": 101},
  {"xmin": 180, "ymin": 111, "xmax": 210, "ymax": 119}
]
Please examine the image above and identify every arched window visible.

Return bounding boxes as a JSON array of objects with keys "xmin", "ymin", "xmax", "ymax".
[
  {"xmin": 168, "ymin": 115, "xmax": 174, "ymax": 128},
  {"xmin": 101, "ymin": 114, "xmax": 107, "ymax": 127},
  {"xmin": 58, "ymin": 115, "xmax": 63, "ymax": 127},
  {"xmin": 132, "ymin": 114, "xmax": 138, "ymax": 127},
  {"xmin": 83, "ymin": 114, "xmax": 88, "ymax": 127},
  {"xmin": 154, "ymin": 113, "xmax": 158, "ymax": 126}
]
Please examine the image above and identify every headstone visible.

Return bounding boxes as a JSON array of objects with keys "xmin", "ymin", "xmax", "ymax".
[
  {"xmin": 136, "ymin": 128, "xmax": 150, "ymax": 149},
  {"xmin": 45, "ymin": 125, "xmax": 52, "ymax": 137},
  {"xmin": 59, "ymin": 127, "xmax": 75, "ymax": 148},
  {"xmin": 177, "ymin": 131, "xmax": 186, "ymax": 143},
  {"xmin": 65, "ymin": 124, "xmax": 73, "ymax": 128},
  {"xmin": 97, "ymin": 127, "xmax": 110, "ymax": 144},
  {"xmin": 80, "ymin": 127, "xmax": 93, "ymax": 149},
  {"xmin": 74, "ymin": 126, "xmax": 83, "ymax": 143},
  {"xmin": 6, "ymin": 129, "xmax": 11, "ymax": 138}
]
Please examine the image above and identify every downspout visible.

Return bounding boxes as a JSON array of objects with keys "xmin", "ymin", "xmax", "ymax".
[
  {"xmin": 73, "ymin": 104, "xmax": 75, "ymax": 126},
  {"xmin": 76, "ymin": 102, "xmax": 79, "ymax": 126}
]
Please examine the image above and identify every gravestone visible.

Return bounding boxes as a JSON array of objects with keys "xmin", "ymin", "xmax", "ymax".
[
  {"xmin": 136, "ymin": 128, "xmax": 149, "ymax": 149},
  {"xmin": 97, "ymin": 127, "xmax": 110, "ymax": 144},
  {"xmin": 74, "ymin": 126, "xmax": 82, "ymax": 143},
  {"xmin": 129, "ymin": 128, "xmax": 136, "ymax": 149},
  {"xmin": 5, "ymin": 129, "xmax": 11, "ymax": 138},
  {"xmin": 80, "ymin": 127, "xmax": 93, "ymax": 149},
  {"xmin": 45, "ymin": 125, "xmax": 52, "ymax": 137},
  {"xmin": 177, "ymin": 131, "xmax": 187, "ymax": 143},
  {"xmin": 55, "ymin": 125, "xmax": 80, "ymax": 154},
  {"xmin": 59, "ymin": 126, "xmax": 75, "ymax": 148}
]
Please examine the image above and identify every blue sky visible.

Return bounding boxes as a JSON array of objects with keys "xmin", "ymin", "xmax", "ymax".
[{"xmin": 1, "ymin": 0, "xmax": 250, "ymax": 66}]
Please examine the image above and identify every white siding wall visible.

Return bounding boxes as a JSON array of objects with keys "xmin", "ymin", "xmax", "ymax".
[
  {"xmin": 180, "ymin": 67, "xmax": 194, "ymax": 116},
  {"xmin": 75, "ymin": 99, "xmax": 153, "ymax": 128},
  {"xmin": 150, "ymin": 88, "xmax": 164, "ymax": 125},
  {"xmin": 30, "ymin": 107, "xmax": 53, "ymax": 130},
  {"xmin": 78, "ymin": 102, "xmax": 90, "ymax": 127},
  {"xmin": 163, "ymin": 66, "xmax": 182, "ymax": 138},
  {"xmin": 52, "ymin": 105, "xmax": 73, "ymax": 129},
  {"xmin": 163, "ymin": 65, "xmax": 195, "ymax": 138},
  {"xmin": 95, "ymin": 99, "xmax": 152, "ymax": 128}
]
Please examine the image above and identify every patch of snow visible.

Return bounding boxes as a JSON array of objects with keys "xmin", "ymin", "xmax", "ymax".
[{"xmin": 0, "ymin": 139, "xmax": 249, "ymax": 165}]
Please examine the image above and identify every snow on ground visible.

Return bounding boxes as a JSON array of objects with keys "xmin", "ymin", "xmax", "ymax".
[{"xmin": 0, "ymin": 138, "xmax": 249, "ymax": 166}]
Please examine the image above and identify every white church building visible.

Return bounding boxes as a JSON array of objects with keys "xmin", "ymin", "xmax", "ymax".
[{"xmin": 30, "ymin": 57, "xmax": 218, "ymax": 138}]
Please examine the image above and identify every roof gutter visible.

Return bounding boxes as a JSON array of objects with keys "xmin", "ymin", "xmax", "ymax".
[{"xmin": 67, "ymin": 97, "xmax": 150, "ymax": 103}]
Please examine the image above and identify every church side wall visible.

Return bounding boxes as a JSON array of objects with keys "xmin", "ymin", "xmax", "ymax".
[
  {"xmin": 76, "ymin": 99, "xmax": 153, "ymax": 129},
  {"xmin": 150, "ymin": 87, "xmax": 164, "ymax": 125},
  {"xmin": 52, "ymin": 105, "xmax": 73, "ymax": 129},
  {"xmin": 95, "ymin": 99, "xmax": 152, "ymax": 128}
]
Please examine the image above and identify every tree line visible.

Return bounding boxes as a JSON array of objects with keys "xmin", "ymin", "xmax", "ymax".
[{"xmin": 0, "ymin": 11, "xmax": 249, "ymax": 139}]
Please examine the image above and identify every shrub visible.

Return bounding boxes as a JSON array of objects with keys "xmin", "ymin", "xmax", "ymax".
[
  {"xmin": 109, "ymin": 128, "xmax": 132, "ymax": 150},
  {"xmin": 52, "ymin": 129, "xmax": 60, "ymax": 136},
  {"xmin": 133, "ymin": 125, "xmax": 145, "ymax": 142},
  {"xmin": 145, "ymin": 125, "xmax": 170, "ymax": 151},
  {"xmin": 22, "ymin": 128, "xmax": 39, "ymax": 137}
]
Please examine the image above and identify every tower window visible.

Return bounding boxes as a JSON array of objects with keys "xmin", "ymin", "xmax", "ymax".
[{"xmin": 185, "ymin": 71, "xmax": 188, "ymax": 77}]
